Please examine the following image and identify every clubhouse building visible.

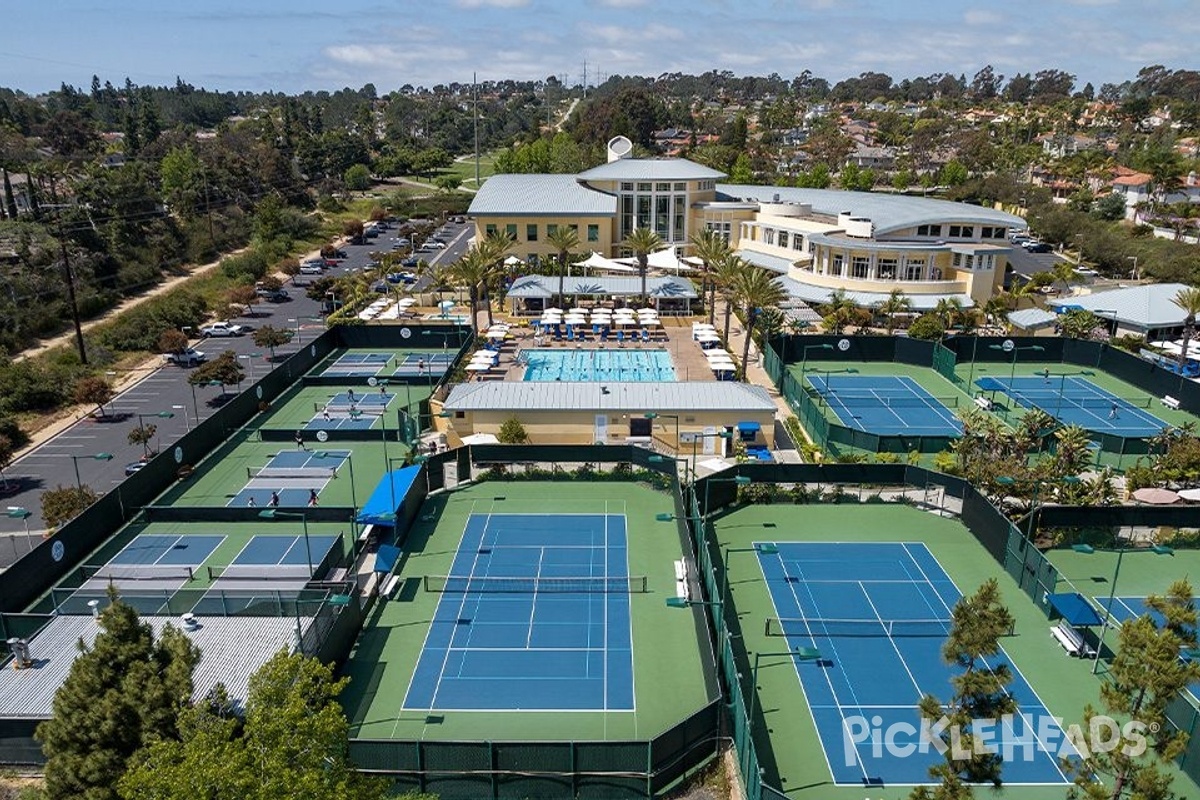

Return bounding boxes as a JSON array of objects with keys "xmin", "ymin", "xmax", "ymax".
[{"xmin": 469, "ymin": 136, "xmax": 1025, "ymax": 311}]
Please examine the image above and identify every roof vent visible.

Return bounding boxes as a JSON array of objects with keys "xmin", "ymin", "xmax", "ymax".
[
  {"xmin": 773, "ymin": 193, "xmax": 781, "ymax": 202},
  {"xmin": 7, "ymin": 638, "xmax": 32, "ymax": 670},
  {"xmin": 181, "ymin": 613, "xmax": 200, "ymax": 631},
  {"xmin": 607, "ymin": 136, "xmax": 633, "ymax": 162}
]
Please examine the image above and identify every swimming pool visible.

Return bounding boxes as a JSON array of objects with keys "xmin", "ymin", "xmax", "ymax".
[{"xmin": 521, "ymin": 349, "xmax": 675, "ymax": 382}]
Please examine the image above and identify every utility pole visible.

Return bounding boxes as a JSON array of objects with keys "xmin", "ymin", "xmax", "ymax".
[
  {"xmin": 51, "ymin": 207, "xmax": 87, "ymax": 364},
  {"xmin": 582, "ymin": 60, "xmax": 588, "ymax": 99}
]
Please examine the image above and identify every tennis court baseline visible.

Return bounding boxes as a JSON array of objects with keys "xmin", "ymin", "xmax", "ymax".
[
  {"xmin": 758, "ymin": 541, "xmax": 1073, "ymax": 786},
  {"xmin": 392, "ymin": 352, "xmax": 454, "ymax": 377},
  {"xmin": 808, "ymin": 375, "xmax": 962, "ymax": 437},
  {"xmin": 403, "ymin": 513, "xmax": 635, "ymax": 712},
  {"xmin": 210, "ymin": 533, "xmax": 341, "ymax": 580},
  {"xmin": 320, "ymin": 352, "xmax": 391, "ymax": 377},
  {"xmin": 975, "ymin": 376, "xmax": 1168, "ymax": 436}
]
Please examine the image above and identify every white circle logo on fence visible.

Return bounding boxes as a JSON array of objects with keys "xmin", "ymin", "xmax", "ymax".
[
  {"xmin": 837, "ymin": 338, "xmax": 851, "ymax": 352},
  {"xmin": 173, "ymin": 446, "xmax": 183, "ymax": 464},
  {"xmin": 316, "ymin": 430, "xmax": 329, "ymax": 443},
  {"xmin": 400, "ymin": 327, "xmax": 412, "ymax": 339},
  {"xmin": 310, "ymin": 344, "xmax": 316, "ymax": 357},
  {"xmin": 1002, "ymin": 339, "xmax": 1015, "ymax": 352},
  {"xmin": 51, "ymin": 541, "xmax": 64, "ymax": 562},
  {"xmin": 367, "ymin": 376, "xmax": 378, "ymax": 387},
  {"xmin": 256, "ymin": 385, "xmax": 263, "ymax": 400}
]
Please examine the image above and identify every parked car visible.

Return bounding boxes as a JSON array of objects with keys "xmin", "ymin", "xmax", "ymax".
[
  {"xmin": 165, "ymin": 348, "xmax": 207, "ymax": 366},
  {"xmin": 371, "ymin": 281, "xmax": 389, "ymax": 293},
  {"xmin": 124, "ymin": 462, "xmax": 147, "ymax": 476},
  {"xmin": 1074, "ymin": 267, "xmax": 1099, "ymax": 277},
  {"xmin": 199, "ymin": 321, "xmax": 248, "ymax": 338},
  {"xmin": 401, "ymin": 256, "xmax": 419, "ymax": 268},
  {"xmin": 255, "ymin": 286, "xmax": 290, "ymax": 302},
  {"xmin": 299, "ymin": 262, "xmax": 325, "ymax": 275},
  {"xmin": 1023, "ymin": 241, "xmax": 1052, "ymax": 253}
]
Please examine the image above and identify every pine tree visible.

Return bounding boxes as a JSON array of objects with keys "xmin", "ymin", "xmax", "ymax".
[
  {"xmin": 2, "ymin": 168, "xmax": 18, "ymax": 220},
  {"xmin": 1069, "ymin": 580, "xmax": 1200, "ymax": 800},
  {"xmin": 36, "ymin": 592, "xmax": 200, "ymax": 800},
  {"xmin": 912, "ymin": 579, "xmax": 1015, "ymax": 799}
]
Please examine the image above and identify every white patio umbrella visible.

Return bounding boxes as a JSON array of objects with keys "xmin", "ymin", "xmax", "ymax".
[
  {"xmin": 438, "ymin": 300, "xmax": 455, "ymax": 309},
  {"xmin": 485, "ymin": 330, "xmax": 507, "ymax": 340},
  {"xmin": 641, "ymin": 318, "xmax": 661, "ymax": 327},
  {"xmin": 545, "ymin": 307, "xmax": 563, "ymax": 314},
  {"xmin": 696, "ymin": 332, "xmax": 721, "ymax": 342},
  {"xmin": 460, "ymin": 433, "xmax": 500, "ymax": 446},
  {"xmin": 465, "ymin": 363, "xmax": 492, "ymax": 372},
  {"xmin": 1177, "ymin": 488, "xmax": 1200, "ymax": 502},
  {"xmin": 703, "ymin": 348, "xmax": 730, "ymax": 357},
  {"xmin": 504, "ymin": 255, "xmax": 524, "ymax": 266}
]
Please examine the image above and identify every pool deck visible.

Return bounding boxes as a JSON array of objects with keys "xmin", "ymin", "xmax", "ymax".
[{"xmin": 469, "ymin": 318, "xmax": 727, "ymax": 383}]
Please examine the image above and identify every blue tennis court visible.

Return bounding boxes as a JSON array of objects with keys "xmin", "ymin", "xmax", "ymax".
[
  {"xmin": 403, "ymin": 513, "xmax": 635, "ymax": 711},
  {"xmin": 808, "ymin": 375, "xmax": 962, "ymax": 437},
  {"xmin": 222, "ymin": 533, "xmax": 340, "ymax": 575},
  {"xmin": 758, "ymin": 542, "xmax": 1073, "ymax": 786},
  {"xmin": 320, "ymin": 352, "xmax": 392, "ymax": 377},
  {"xmin": 109, "ymin": 534, "xmax": 223, "ymax": 567},
  {"xmin": 392, "ymin": 352, "xmax": 454, "ymax": 377},
  {"xmin": 975, "ymin": 375, "xmax": 1168, "ymax": 436}
]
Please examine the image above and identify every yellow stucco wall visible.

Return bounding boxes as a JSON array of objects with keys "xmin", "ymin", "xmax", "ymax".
[{"xmin": 474, "ymin": 216, "xmax": 616, "ymax": 259}]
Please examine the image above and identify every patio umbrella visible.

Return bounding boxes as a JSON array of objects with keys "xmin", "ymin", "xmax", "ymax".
[
  {"xmin": 485, "ymin": 330, "xmax": 507, "ymax": 340},
  {"xmin": 438, "ymin": 300, "xmax": 455, "ymax": 309},
  {"xmin": 704, "ymin": 348, "xmax": 730, "ymax": 357},
  {"xmin": 1177, "ymin": 488, "xmax": 1200, "ymax": 502},
  {"xmin": 696, "ymin": 332, "xmax": 721, "ymax": 342},
  {"xmin": 1132, "ymin": 487, "xmax": 1182, "ymax": 505},
  {"xmin": 504, "ymin": 255, "xmax": 524, "ymax": 266},
  {"xmin": 456, "ymin": 434, "xmax": 499, "ymax": 448},
  {"xmin": 465, "ymin": 363, "xmax": 492, "ymax": 372},
  {"xmin": 545, "ymin": 307, "xmax": 563, "ymax": 314},
  {"xmin": 641, "ymin": 318, "xmax": 660, "ymax": 327}
]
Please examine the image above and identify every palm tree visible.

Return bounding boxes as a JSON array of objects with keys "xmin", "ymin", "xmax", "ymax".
[
  {"xmin": 732, "ymin": 267, "xmax": 788, "ymax": 381},
  {"xmin": 1170, "ymin": 286, "xmax": 1200, "ymax": 373},
  {"xmin": 476, "ymin": 231, "xmax": 515, "ymax": 327},
  {"xmin": 821, "ymin": 288, "xmax": 856, "ymax": 335},
  {"xmin": 1052, "ymin": 261, "xmax": 1078, "ymax": 295},
  {"xmin": 713, "ymin": 254, "xmax": 747, "ymax": 342},
  {"xmin": 934, "ymin": 297, "xmax": 966, "ymax": 331},
  {"xmin": 546, "ymin": 225, "xmax": 580, "ymax": 306},
  {"xmin": 441, "ymin": 247, "xmax": 493, "ymax": 331},
  {"xmin": 876, "ymin": 288, "xmax": 911, "ymax": 333},
  {"xmin": 689, "ymin": 228, "xmax": 731, "ymax": 324},
  {"xmin": 983, "ymin": 294, "xmax": 1013, "ymax": 333},
  {"xmin": 621, "ymin": 227, "xmax": 664, "ymax": 304}
]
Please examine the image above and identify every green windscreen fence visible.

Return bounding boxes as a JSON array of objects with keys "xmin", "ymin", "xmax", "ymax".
[
  {"xmin": 1003, "ymin": 527, "xmax": 1058, "ymax": 615},
  {"xmin": 932, "ymin": 341, "xmax": 958, "ymax": 384}
]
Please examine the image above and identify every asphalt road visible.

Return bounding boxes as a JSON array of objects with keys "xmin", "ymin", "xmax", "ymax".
[{"xmin": 0, "ymin": 216, "xmax": 476, "ymax": 564}]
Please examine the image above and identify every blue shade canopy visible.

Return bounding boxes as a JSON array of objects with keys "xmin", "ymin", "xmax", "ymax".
[
  {"xmin": 356, "ymin": 466, "xmax": 421, "ymax": 527},
  {"xmin": 1048, "ymin": 592, "xmax": 1104, "ymax": 626},
  {"xmin": 373, "ymin": 544, "xmax": 401, "ymax": 574},
  {"xmin": 737, "ymin": 421, "xmax": 761, "ymax": 433}
]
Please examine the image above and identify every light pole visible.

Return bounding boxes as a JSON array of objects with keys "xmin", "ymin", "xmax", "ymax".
[
  {"xmin": 648, "ymin": 453, "xmax": 691, "ymax": 486},
  {"xmin": 1072, "ymin": 542, "xmax": 1174, "ymax": 674},
  {"xmin": 423, "ymin": 328, "xmax": 466, "ymax": 356},
  {"xmin": 313, "ymin": 450, "xmax": 356, "ymax": 511},
  {"xmin": 988, "ymin": 343, "xmax": 1045, "ymax": 388},
  {"xmin": 189, "ymin": 379, "xmax": 223, "ymax": 424},
  {"xmin": 258, "ymin": 508, "xmax": 313, "ymax": 578},
  {"xmin": 172, "ymin": 404, "xmax": 190, "ymax": 432},
  {"xmin": 1127, "ymin": 256, "xmax": 1139, "ymax": 280},
  {"xmin": 644, "ymin": 412, "xmax": 680, "ymax": 456},
  {"xmin": 136, "ymin": 411, "xmax": 175, "ymax": 457},
  {"xmin": 996, "ymin": 474, "xmax": 1081, "ymax": 540},
  {"xmin": 5, "ymin": 507, "xmax": 32, "ymax": 557},
  {"xmin": 746, "ymin": 647, "xmax": 822, "ymax": 762},
  {"xmin": 800, "ymin": 343, "xmax": 834, "ymax": 385},
  {"xmin": 68, "ymin": 452, "xmax": 114, "ymax": 490},
  {"xmin": 238, "ymin": 352, "xmax": 262, "ymax": 382}
]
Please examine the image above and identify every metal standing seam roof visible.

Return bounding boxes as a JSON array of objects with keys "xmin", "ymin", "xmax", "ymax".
[
  {"xmin": 715, "ymin": 184, "xmax": 1025, "ymax": 236},
  {"xmin": 507, "ymin": 274, "xmax": 698, "ymax": 299},
  {"xmin": 468, "ymin": 174, "xmax": 617, "ymax": 217},
  {"xmin": 774, "ymin": 274, "xmax": 974, "ymax": 311},
  {"xmin": 443, "ymin": 381, "xmax": 777, "ymax": 413},
  {"xmin": 576, "ymin": 158, "xmax": 727, "ymax": 182},
  {"xmin": 1007, "ymin": 308, "xmax": 1059, "ymax": 329},
  {"xmin": 734, "ymin": 248, "xmax": 797, "ymax": 274},
  {"xmin": 1047, "ymin": 283, "xmax": 1191, "ymax": 328},
  {"xmin": 0, "ymin": 615, "xmax": 312, "ymax": 718}
]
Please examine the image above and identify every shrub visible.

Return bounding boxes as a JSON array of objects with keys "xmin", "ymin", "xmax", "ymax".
[
  {"xmin": 219, "ymin": 249, "xmax": 269, "ymax": 282},
  {"xmin": 907, "ymin": 313, "xmax": 945, "ymax": 341},
  {"xmin": 497, "ymin": 417, "xmax": 529, "ymax": 444}
]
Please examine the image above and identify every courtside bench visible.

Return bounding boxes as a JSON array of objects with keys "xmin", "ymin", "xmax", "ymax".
[
  {"xmin": 1050, "ymin": 620, "xmax": 1093, "ymax": 657},
  {"xmin": 973, "ymin": 395, "xmax": 994, "ymax": 411},
  {"xmin": 1163, "ymin": 395, "xmax": 1182, "ymax": 410}
]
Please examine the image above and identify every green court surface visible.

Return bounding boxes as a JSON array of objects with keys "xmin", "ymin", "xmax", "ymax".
[
  {"xmin": 154, "ymin": 431, "xmax": 401, "ymax": 510},
  {"xmin": 1044, "ymin": 542, "xmax": 1200, "ymax": 605},
  {"xmin": 713, "ymin": 502, "xmax": 1200, "ymax": 800},
  {"xmin": 314, "ymin": 347, "xmax": 463, "ymax": 380},
  {"xmin": 786, "ymin": 360, "xmax": 968, "ymax": 423},
  {"xmin": 341, "ymin": 481, "xmax": 713, "ymax": 743},
  {"xmin": 256, "ymin": 383, "xmax": 434, "ymax": 431}
]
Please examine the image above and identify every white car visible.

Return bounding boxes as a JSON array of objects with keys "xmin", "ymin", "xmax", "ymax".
[
  {"xmin": 199, "ymin": 322, "xmax": 247, "ymax": 338},
  {"xmin": 298, "ymin": 262, "xmax": 325, "ymax": 275},
  {"xmin": 1074, "ymin": 267, "xmax": 1099, "ymax": 277},
  {"xmin": 165, "ymin": 348, "xmax": 206, "ymax": 366}
]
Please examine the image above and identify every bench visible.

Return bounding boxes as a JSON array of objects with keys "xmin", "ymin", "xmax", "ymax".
[
  {"xmin": 1050, "ymin": 620, "xmax": 1090, "ymax": 657},
  {"xmin": 381, "ymin": 574, "xmax": 402, "ymax": 600},
  {"xmin": 1163, "ymin": 395, "xmax": 1182, "ymax": 410},
  {"xmin": 673, "ymin": 559, "xmax": 687, "ymax": 582},
  {"xmin": 973, "ymin": 395, "xmax": 995, "ymax": 411}
]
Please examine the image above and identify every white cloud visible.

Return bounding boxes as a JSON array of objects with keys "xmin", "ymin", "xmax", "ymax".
[
  {"xmin": 963, "ymin": 9, "xmax": 1002, "ymax": 25},
  {"xmin": 455, "ymin": 0, "xmax": 530, "ymax": 7}
]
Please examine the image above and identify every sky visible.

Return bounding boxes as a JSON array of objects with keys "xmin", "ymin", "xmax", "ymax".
[{"xmin": 3, "ymin": 0, "xmax": 1197, "ymax": 96}]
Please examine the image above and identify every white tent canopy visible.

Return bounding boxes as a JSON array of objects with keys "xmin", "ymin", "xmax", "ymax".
[
  {"xmin": 616, "ymin": 246, "xmax": 699, "ymax": 273},
  {"xmin": 573, "ymin": 251, "xmax": 637, "ymax": 274},
  {"xmin": 504, "ymin": 255, "xmax": 524, "ymax": 266}
]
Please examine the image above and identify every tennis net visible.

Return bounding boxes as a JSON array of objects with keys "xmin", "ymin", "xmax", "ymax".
[
  {"xmin": 247, "ymin": 466, "xmax": 337, "ymax": 479},
  {"xmin": 82, "ymin": 564, "xmax": 194, "ymax": 581},
  {"xmin": 1010, "ymin": 394, "xmax": 1153, "ymax": 410},
  {"xmin": 312, "ymin": 403, "xmax": 387, "ymax": 415},
  {"xmin": 765, "ymin": 616, "xmax": 954, "ymax": 638},
  {"xmin": 208, "ymin": 565, "xmax": 315, "ymax": 581},
  {"xmin": 816, "ymin": 393, "xmax": 961, "ymax": 408},
  {"xmin": 424, "ymin": 575, "xmax": 649, "ymax": 593}
]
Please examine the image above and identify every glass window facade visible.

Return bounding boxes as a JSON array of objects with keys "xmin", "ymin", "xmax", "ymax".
[{"xmin": 617, "ymin": 183, "xmax": 691, "ymax": 244}]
